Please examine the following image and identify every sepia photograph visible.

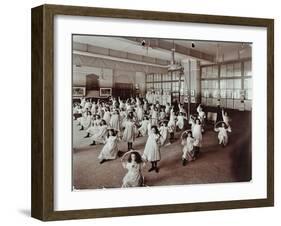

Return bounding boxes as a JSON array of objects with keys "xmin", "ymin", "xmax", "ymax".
[{"xmin": 72, "ymin": 35, "xmax": 252, "ymax": 190}]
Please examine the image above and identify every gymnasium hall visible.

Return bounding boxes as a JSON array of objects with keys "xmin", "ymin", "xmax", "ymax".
[{"xmin": 72, "ymin": 35, "xmax": 252, "ymax": 189}]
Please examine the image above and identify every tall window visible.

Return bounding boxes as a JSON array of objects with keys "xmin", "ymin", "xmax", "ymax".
[
  {"xmin": 201, "ymin": 60, "xmax": 252, "ymax": 109},
  {"xmin": 244, "ymin": 60, "xmax": 252, "ymax": 100},
  {"xmin": 145, "ymin": 71, "xmax": 184, "ymax": 94}
]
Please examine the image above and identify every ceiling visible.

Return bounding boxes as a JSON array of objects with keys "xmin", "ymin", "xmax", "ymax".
[
  {"xmin": 73, "ymin": 35, "xmax": 251, "ymax": 64},
  {"xmin": 170, "ymin": 40, "xmax": 251, "ymax": 56}
]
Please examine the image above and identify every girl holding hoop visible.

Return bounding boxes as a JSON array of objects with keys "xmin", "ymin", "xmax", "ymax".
[
  {"xmin": 189, "ymin": 116, "xmax": 203, "ymax": 158},
  {"xmin": 214, "ymin": 121, "xmax": 232, "ymax": 146},
  {"xmin": 121, "ymin": 151, "xmax": 144, "ymax": 188},
  {"xmin": 181, "ymin": 130, "xmax": 196, "ymax": 166}
]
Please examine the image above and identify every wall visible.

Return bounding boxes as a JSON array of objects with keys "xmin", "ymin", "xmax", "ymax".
[
  {"xmin": 217, "ymin": 47, "xmax": 251, "ymax": 62},
  {"xmin": 73, "ymin": 65, "xmax": 113, "ymax": 87},
  {"xmin": 0, "ymin": 1, "xmax": 280, "ymax": 226},
  {"xmin": 114, "ymin": 69, "xmax": 136, "ymax": 84},
  {"xmin": 73, "ymin": 65, "xmax": 146, "ymax": 96},
  {"xmin": 73, "ymin": 54, "xmax": 162, "ymax": 97}
]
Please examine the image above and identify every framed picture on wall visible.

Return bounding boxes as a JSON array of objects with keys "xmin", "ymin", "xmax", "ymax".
[
  {"xmin": 32, "ymin": 4, "xmax": 274, "ymax": 221},
  {"xmin": 99, "ymin": 88, "xmax": 112, "ymax": 97},
  {"xmin": 72, "ymin": 86, "xmax": 86, "ymax": 97}
]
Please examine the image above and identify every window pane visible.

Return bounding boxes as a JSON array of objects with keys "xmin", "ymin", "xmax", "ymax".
[
  {"xmin": 226, "ymin": 79, "xmax": 234, "ymax": 89},
  {"xmin": 220, "ymin": 80, "xmax": 226, "ymax": 89},
  {"xmin": 206, "ymin": 67, "xmax": 213, "ymax": 78},
  {"xmin": 180, "ymin": 81, "xmax": 184, "ymax": 94},
  {"xmin": 213, "ymin": 80, "xmax": 218, "ymax": 89},
  {"xmin": 245, "ymin": 90, "xmax": 252, "ymax": 100},
  {"xmin": 147, "ymin": 83, "xmax": 153, "ymax": 89},
  {"xmin": 158, "ymin": 74, "xmax": 161, "ymax": 81},
  {"xmin": 244, "ymin": 60, "xmax": 252, "ymax": 76},
  {"xmin": 172, "ymin": 82, "xmax": 178, "ymax": 91},
  {"xmin": 221, "ymin": 65, "xmax": 227, "ymax": 77},
  {"xmin": 234, "ymin": 79, "xmax": 241, "ymax": 89},
  {"xmin": 172, "ymin": 72, "xmax": 180, "ymax": 80},
  {"xmin": 220, "ymin": 89, "xmax": 226, "ymax": 98},
  {"xmin": 244, "ymin": 78, "xmax": 252, "ymax": 89},
  {"xmin": 234, "ymin": 63, "xmax": 242, "ymax": 77},
  {"xmin": 201, "ymin": 81, "xmax": 205, "ymax": 89},
  {"xmin": 201, "ymin": 67, "xmax": 207, "ymax": 78},
  {"xmin": 202, "ymin": 89, "xmax": 209, "ymax": 97},
  {"xmin": 154, "ymin": 74, "xmax": 158, "ymax": 81},
  {"xmin": 226, "ymin": 64, "xmax": 234, "ymax": 77},
  {"xmin": 147, "ymin": 74, "xmax": 153, "ymax": 82},
  {"xmin": 226, "ymin": 90, "xmax": 233, "ymax": 98},
  {"xmin": 212, "ymin": 89, "xmax": 219, "ymax": 98},
  {"xmin": 233, "ymin": 89, "xmax": 241, "ymax": 99},
  {"xmin": 213, "ymin": 66, "xmax": 218, "ymax": 78}
]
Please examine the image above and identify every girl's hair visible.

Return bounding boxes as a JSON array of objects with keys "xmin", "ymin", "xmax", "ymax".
[
  {"xmin": 195, "ymin": 118, "xmax": 201, "ymax": 124},
  {"xmin": 100, "ymin": 119, "xmax": 107, "ymax": 125},
  {"xmin": 114, "ymin": 109, "xmax": 119, "ymax": 114},
  {"xmin": 107, "ymin": 129, "xmax": 116, "ymax": 137},
  {"xmin": 162, "ymin": 121, "xmax": 168, "ymax": 126},
  {"xmin": 127, "ymin": 151, "xmax": 143, "ymax": 164},
  {"xmin": 151, "ymin": 125, "xmax": 160, "ymax": 134},
  {"xmin": 127, "ymin": 114, "xmax": 133, "ymax": 120},
  {"xmin": 128, "ymin": 112, "xmax": 134, "ymax": 118},
  {"xmin": 143, "ymin": 115, "xmax": 149, "ymax": 120},
  {"xmin": 182, "ymin": 131, "xmax": 193, "ymax": 139},
  {"xmin": 96, "ymin": 115, "xmax": 101, "ymax": 119}
]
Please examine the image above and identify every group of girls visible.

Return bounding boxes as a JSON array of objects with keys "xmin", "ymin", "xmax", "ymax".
[
  {"xmin": 74, "ymin": 97, "xmax": 232, "ymax": 187},
  {"xmin": 180, "ymin": 104, "xmax": 232, "ymax": 166}
]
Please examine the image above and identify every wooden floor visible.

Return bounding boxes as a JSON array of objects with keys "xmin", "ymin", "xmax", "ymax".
[{"xmin": 73, "ymin": 111, "xmax": 252, "ymax": 190}]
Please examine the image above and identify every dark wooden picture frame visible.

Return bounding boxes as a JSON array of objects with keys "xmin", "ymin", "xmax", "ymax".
[{"xmin": 31, "ymin": 4, "xmax": 274, "ymax": 221}]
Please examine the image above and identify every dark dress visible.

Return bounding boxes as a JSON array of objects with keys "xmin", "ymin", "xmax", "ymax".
[
  {"xmin": 216, "ymin": 105, "xmax": 223, "ymax": 122},
  {"xmin": 172, "ymin": 101, "xmax": 179, "ymax": 114}
]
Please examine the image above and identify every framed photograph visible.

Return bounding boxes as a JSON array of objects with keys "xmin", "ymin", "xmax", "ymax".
[
  {"xmin": 99, "ymin": 88, "xmax": 112, "ymax": 97},
  {"xmin": 73, "ymin": 86, "xmax": 86, "ymax": 97},
  {"xmin": 32, "ymin": 4, "xmax": 274, "ymax": 221}
]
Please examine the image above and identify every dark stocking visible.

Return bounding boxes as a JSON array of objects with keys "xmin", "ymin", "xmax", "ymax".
[
  {"xmin": 154, "ymin": 161, "xmax": 159, "ymax": 173},
  {"xmin": 148, "ymin": 162, "xmax": 155, "ymax": 172}
]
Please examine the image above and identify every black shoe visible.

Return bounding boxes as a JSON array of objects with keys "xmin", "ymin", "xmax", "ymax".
[
  {"xmin": 90, "ymin": 141, "xmax": 96, "ymax": 146},
  {"xmin": 148, "ymin": 167, "xmax": 155, "ymax": 172},
  {"xmin": 84, "ymin": 133, "xmax": 90, "ymax": 138},
  {"xmin": 80, "ymin": 126, "xmax": 84, "ymax": 131},
  {"xmin": 99, "ymin": 159, "xmax": 106, "ymax": 164},
  {"xmin": 182, "ymin": 159, "xmax": 187, "ymax": 166},
  {"xmin": 117, "ymin": 151, "xmax": 124, "ymax": 157},
  {"xmin": 155, "ymin": 167, "xmax": 159, "ymax": 173}
]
